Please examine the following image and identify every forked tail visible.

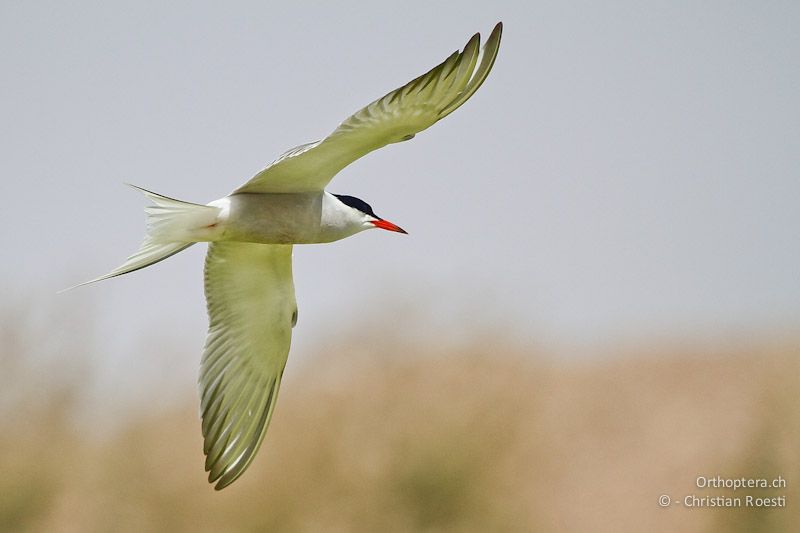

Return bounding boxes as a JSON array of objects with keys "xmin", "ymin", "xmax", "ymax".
[{"xmin": 62, "ymin": 185, "xmax": 220, "ymax": 291}]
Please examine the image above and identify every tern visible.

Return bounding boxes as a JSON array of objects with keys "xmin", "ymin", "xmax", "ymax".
[{"xmin": 73, "ymin": 23, "xmax": 502, "ymax": 489}]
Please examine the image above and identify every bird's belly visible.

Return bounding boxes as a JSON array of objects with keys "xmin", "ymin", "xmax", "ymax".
[{"xmin": 220, "ymin": 192, "xmax": 329, "ymax": 245}]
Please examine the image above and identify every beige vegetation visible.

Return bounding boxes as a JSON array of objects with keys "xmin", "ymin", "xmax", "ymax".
[{"xmin": 1, "ymin": 307, "xmax": 799, "ymax": 532}]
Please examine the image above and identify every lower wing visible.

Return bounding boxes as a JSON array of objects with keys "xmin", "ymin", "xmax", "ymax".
[{"xmin": 199, "ymin": 241, "xmax": 297, "ymax": 490}]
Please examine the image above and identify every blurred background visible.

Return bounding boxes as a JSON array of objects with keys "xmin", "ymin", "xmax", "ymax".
[{"xmin": 2, "ymin": 1, "xmax": 799, "ymax": 531}]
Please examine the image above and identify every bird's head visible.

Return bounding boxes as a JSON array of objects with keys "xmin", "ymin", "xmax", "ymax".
[{"xmin": 333, "ymin": 194, "xmax": 407, "ymax": 235}]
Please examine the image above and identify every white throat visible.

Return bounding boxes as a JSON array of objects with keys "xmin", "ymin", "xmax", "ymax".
[{"xmin": 319, "ymin": 192, "xmax": 373, "ymax": 242}]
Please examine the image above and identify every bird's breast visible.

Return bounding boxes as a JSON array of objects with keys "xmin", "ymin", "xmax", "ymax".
[{"xmin": 221, "ymin": 192, "xmax": 328, "ymax": 244}]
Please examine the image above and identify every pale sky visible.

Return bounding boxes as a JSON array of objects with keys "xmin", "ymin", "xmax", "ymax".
[{"xmin": 2, "ymin": 2, "xmax": 798, "ymax": 395}]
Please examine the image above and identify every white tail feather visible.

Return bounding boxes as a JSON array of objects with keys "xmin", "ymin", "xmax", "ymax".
[{"xmin": 60, "ymin": 185, "xmax": 220, "ymax": 292}]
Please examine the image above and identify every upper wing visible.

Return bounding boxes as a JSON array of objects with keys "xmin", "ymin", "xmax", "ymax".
[
  {"xmin": 199, "ymin": 241, "xmax": 297, "ymax": 490},
  {"xmin": 234, "ymin": 22, "xmax": 502, "ymax": 194}
]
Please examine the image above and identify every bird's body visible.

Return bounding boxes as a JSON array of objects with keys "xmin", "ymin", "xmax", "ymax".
[
  {"xmin": 208, "ymin": 191, "xmax": 374, "ymax": 245},
  {"xmin": 73, "ymin": 23, "xmax": 503, "ymax": 489}
]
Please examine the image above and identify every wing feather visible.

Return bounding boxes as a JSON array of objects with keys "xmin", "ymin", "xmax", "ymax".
[
  {"xmin": 199, "ymin": 242, "xmax": 295, "ymax": 490},
  {"xmin": 235, "ymin": 22, "xmax": 502, "ymax": 194}
]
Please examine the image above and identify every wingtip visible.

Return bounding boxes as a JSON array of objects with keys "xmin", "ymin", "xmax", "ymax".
[
  {"xmin": 209, "ymin": 471, "xmax": 224, "ymax": 489},
  {"xmin": 490, "ymin": 22, "xmax": 503, "ymax": 43},
  {"xmin": 465, "ymin": 32, "xmax": 481, "ymax": 52},
  {"xmin": 209, "ymin": 466, "xmax": 242, "ymax": 491},
  {"xmin": 213, "ymin": 478, "xmax": 232, "ymax": 491}
]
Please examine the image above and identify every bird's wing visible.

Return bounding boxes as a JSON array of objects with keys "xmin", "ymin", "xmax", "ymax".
[
  {"xmin": 234, "ymin": 22, "xmax": 502, "ymax": 194},
  {"xmin": 199, "ymin": 241, "xmax": 297, "ymax": 490}
]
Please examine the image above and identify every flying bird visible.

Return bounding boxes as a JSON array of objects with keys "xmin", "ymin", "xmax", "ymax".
[{"xmin": 72, "ymin": 23, "xmax": 502, "ymax": 489}]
